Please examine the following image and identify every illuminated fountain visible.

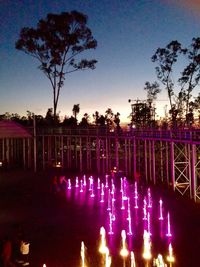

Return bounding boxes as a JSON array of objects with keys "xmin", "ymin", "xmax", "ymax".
[
  {"xmin": 64, "ymin": 174, "xmax": 176, "ymax": 266},
  {"xmin": 108, "ymin": 212, "xmax": 114, "ymax": 235},
  {"xmin": 81, "ymin": 241, "xmax": 86, "ymax": 267},
  {"xmin": 166, "ymin": 212, "xmax": 172, "ymax": 237},
  {"xmin": 134, "ymin": 182, "xmax": 139, "ymax": 209},
  {"xmin": 127, "ymin": 197, "xmax": 133, "ymax": 235},
  {"xmin": 130, "ymin": 251, "xmax": 136, "ymax": 267},
  {"xmin": 97, "ymin": 177, "xmax": 101, "ymax": 189},
  {"xmin": 111, "ymin": 198, "xmax": 116, "ymax": 221},
  {"xmin": 105, "ymin": 174, "xmax": 109, "ymax": 188},
  {"xmin": 90, "ymin": 180, "xmax": 95, "ymax": 198},
  {"xmin": 75, "ymin": 176, "xmax": 79, "ymax": 188},
  {"xmin": 143, "ymin": 197, "xmax": 147, "ymax": 220},
  {"xmin": 166, "ymin": 243, "xmax": 175, "ymax": 267},
  {"xmin": 142, "ymin": 230, "xmax": 152, "ymax": 266},
  {"xmin": 88, "ymin": 176, "xmax": 92, "ymax": 191},
  {"xmin": 111, "ymin": 182, "xmax": 116, "ymax": 201},
  {"xmin": 67, "ymin": 178, "xmax": 71, "ymax": 190},
  {"xmin": 80, "ymin": 180, "xmax": 84, "ymax": 193},
  {"xmin": 120, "ymin": 177, "xmax": 123, "ymax": 192},
  {"xmin": 147, "ymin": 211, "xmax": 151, "ymax": 235},
  {"xmin": 123, "ymin": 177, "xmax": 128, "ymax": 200},
  {"xmin": 154, "ymin": 254, "xmax": 165, "ymax": 267},
  {"xmin": 105, "ymin": 247, "xmax": 112, "ymax": 267},
  {"xmin": 120, "ymin": 230, "xmax": 129, "ymax": 267},
  {"xmin": 99, "ymin": 227, "xmax": 111, "ymax": 266},
  {"xmin": 99, "ymin": 226, "xmax": 107, "ymax": 254},
  {"xmin": 121, "ymin": 191, "xmax": 125, "ymax": 210},
  {"xmin": 100, "ymin": 183, "xmax": 105, "ymax": 203},
  {"xmin": 159, "ymin": 199, "xmax": 164, "ymax": 220},
  {"xmin": 107, "ymin": 189, "xmax": 111, "ymax": 211},
  {"xmin": 83, "ymin": 175, "xmax": 86, "ymax": 187},
  {"xmin": 147, "ymin": 188, "xmax": 152, "ymax": 208}
]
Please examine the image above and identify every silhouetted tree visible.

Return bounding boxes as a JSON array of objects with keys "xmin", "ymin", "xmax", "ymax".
[
  {"xmin": 62, "ymin": 116, "xmax": 77, "ymax": 127},
  {"xmin": 152, "ymin": 40, "xmax": 183, "ymax": 113},
  {"xmin": 45, "ymin": 108, "xmax": 59, "ymax": 125},
  {"xmin": 178, "ymin": 37, "xmax": 200, "ymax": 120},
  {"xmin": 114, "ymin": 112, "xmax": 120, "ymax": 127},
  {"xmin": 98, "ymin": 115, "xmax": 106, "ymax": 126},
  {"xmin": 105, "ymin": 108, "xmax": 114, "ymax": 129},
  {"xmin": 72, "ymin": 104, "xmax": 80, "ymax": 122},
  {"xmin": 144, "ymin": 81, "xmax": 161, "ymax": 104},
  {"xmin": 16, "ymin": 11, "xmax": 97, "ymax": 121},
  {"xmin": 93, "ymin": 111, "xmax": 100, "ymax": 125},
  {"xmin": 79, "ymin": 113, "xmax": 90, "ymax": 127}
]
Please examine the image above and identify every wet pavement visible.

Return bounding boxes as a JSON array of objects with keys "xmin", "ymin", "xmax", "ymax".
[{"xmin": 0, "ymin": 169, "xmax": 199, "ymax": 267}]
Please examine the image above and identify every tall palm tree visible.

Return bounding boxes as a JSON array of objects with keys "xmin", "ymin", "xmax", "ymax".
[{"xmin": 72, "ymin": 104, "xmax": 80, "ymax": 122}]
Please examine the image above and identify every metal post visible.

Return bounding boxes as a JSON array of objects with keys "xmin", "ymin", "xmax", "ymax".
[
  {"xmin": 33, "ymin": 114, "xmax": 37, "ymax": 172},
  {"xmin": 191, "ymin": 144, "xmax": 196, "ymax": 201},
  {"xmin": 170, "ymin": 141, "xmax": 175, "ymax": 191}
]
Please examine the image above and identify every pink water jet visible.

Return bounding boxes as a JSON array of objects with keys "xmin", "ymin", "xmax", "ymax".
[
  {"xmin": 97, "ymin": 177, "xmax": 101, "ymax": 189},
  {"xmin": 75, "ymin": 176, "xmax": 79, "ymax": 188},
  {"xmin": 83, "ymin": 175, "xmax": 87, "ymax": 187},
  {"xmin": 107, "ymin": 189, "xmax": 111, "ymax": 211},
  {"xmin": 108, "ymin": 212, "xmax": 114, "ymax": 235},
  {"xmin": 147, "ymin": 212, "xmax": 151, "ymax": 235},
  {"xmin": 159, "ymin": 199, "xmax": 164, "ymax": 220},
  {"xmin": 127, "ymin": 198, "xmax": 133, "ymax": 236},
  {"xmin": 80, "ymin": 179, "xmax": 83, "ymax": 193},
  {"xmin": 67, "ymin": 178, "xmax": 71, "ymax": 190},
  {"xmin": 111, "ymin": 198, "xmax": 116, "ymax": 221},
  {"xmin": 105, "ymin": 174, "xmax": 109, "ymax": 188},
  {"xmin": 143, "ymin": 197, "xmax": 147, "ymax": 220},
  {"xmin": 90, "ymin": 182, "xmax": 95, "ymax": 197},
  {"xmin": 100, "ymin": 183, "xmax": 105, "ymax": 203},
  {"xmin": 166, "ymin": 212, "xmax": 172, "ymax": 237},
  {"xmin": 121, "ymin": 191, "xmax": 125, "ymax": 210},
  {"xmin": 147, "ymin": 188, "xmax": 152, "ymax": 208}
]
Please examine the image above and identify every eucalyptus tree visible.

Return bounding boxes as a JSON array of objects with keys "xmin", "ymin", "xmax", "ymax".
[
  {"xmin": 152, "ymin": 41, "xmax": 183, "ymax": 121},
  {"xmin": 178, "ymin": 37, "xmax": 200, "ymax": 123},
  {"xmin": 144, "ymin": 81, "xmax": 161, "ymax": 105},
  {"xmin": 16, "ymin": 11, "xmax": 97, "ymax": 121},
  {"xmin": 144, "ymin": 81, "xmax": 161, "ymax": 127}
]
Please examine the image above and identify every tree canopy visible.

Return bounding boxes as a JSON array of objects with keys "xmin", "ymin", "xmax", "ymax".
[{"xmin": 16, "ymin": 11, "xmax": 97, "ymax": 121}]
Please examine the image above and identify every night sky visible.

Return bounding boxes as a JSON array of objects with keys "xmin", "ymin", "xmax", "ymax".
[{"xmin": 0, "ymin": 0, "xmax": 200, "ymax": 123}]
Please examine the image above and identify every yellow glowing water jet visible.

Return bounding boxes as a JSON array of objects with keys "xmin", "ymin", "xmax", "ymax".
[
  {"xmin": 120, "ymin": 230, "xmax": 129, "ymax": 257},
  {"xmin": 130, "ymin": 251, "xmax": 136, "ymax": 267},
  {"xmin": 99, "ymin": 226, "xmax": 107, "ymax": 254},
  {"xmin": 81, "ymin": 241, "xmax": 87, "ymax": 267},
  {"xmin": 105, "ymin": 247, "xmax": 112, "ymax": 267},
  {"xmin": 143, "ymin": 230, "xmax": 152, "ymax": 266},
  {"xmin": 167, "ymin": 243, "xmax": 175, "ymax": 266}
]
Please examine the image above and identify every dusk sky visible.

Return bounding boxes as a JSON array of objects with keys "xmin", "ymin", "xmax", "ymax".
[{"xmin": 1, "ymin": 0, "xmax": 200, "ymax": 123}]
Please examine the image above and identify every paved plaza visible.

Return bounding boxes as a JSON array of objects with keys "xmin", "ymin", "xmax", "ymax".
[{"xmin": 0, "ymin": 169, "xmax": 199, "ymax": 267}]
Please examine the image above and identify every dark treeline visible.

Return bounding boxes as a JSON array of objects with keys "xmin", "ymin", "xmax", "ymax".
[{"xmin": 0, "ymin": 107, "xmax": 122, "ymax": 131}]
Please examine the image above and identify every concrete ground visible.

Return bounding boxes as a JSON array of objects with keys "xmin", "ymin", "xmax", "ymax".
[{"xmin": 0, "ymin": 169, "xmax": 199, "ymax": 267}]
